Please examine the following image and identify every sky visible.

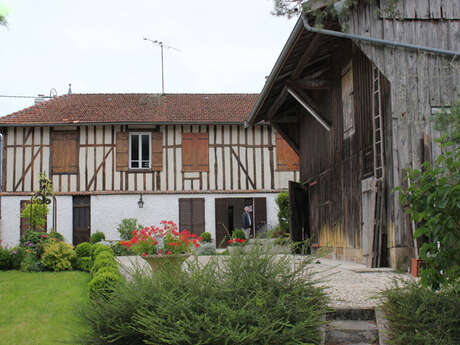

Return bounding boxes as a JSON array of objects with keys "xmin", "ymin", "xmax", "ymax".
[{"xmin": 0, "ymin": 0, "xmax": 296, "ymax": 116}]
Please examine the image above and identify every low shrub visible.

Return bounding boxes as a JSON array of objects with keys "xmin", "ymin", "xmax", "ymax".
[
  {"xmin": 10, "ymin": 247, "xmax": 25, "ymax": 269},
  {"xmin": 88, "ymin": 271, "xmax": 122, "ymax": 300},
  {"xmin": 48, "ymin": 231, "xmax": 64, "ymax": 241},
  {"xmin": 0, "ymin": 247, "xmax": 11, "ymax": 269},
  {"xmin": 380, "ymin": 280, "xmax": 460, "ymax": 345},
  {"xmin": 200, "ymin": 231, "xmax": 212, "ymax": 243},
  {"xmin": 41, "ymin": 240, "xmax": 75, "ymax": 272},
  {"xmin": 117, "ymin": 218, "xmax": 143, "ymax": 241},
  {"xmin": 79, "ymin": 245, "xmax": 329, "ymax": 345},
  {"xmin": 76, "ymin": 256, "xmax": 93, "ymax": 272},
  {"xmin": 90, "ymin": 231, "xmax": 105, "ymax": 244},
  {"xmin": 96, "ymin": 265, "xmax": 121, "ymax": 277},
  {"xmin": 20, "ymin": 252, "xmax": 42, "ymax": 272},
  {"xmin": 20, "ymin": 231, "xmax": 49, "ymax": 257},
  {"xmin": 91, "ymin": 243, "xmax": 113, "ymax": 260},
  {"xmin": 197, "ymin": 242, "xmax": 216, "ymax": 255},
  {"xmin": 75, "ymin": 242, "xmax": 92, "ymax": 258}
]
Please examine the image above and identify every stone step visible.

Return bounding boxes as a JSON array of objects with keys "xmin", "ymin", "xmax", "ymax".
[
  {"xmin": 327, "ymin": 308, "xmax": 375, "ymax": 321},
  {"xmin": 326, "ymin": 320, "xmax": 379, "ymax": 344}
]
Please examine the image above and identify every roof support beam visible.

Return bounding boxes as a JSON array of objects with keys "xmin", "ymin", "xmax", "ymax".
[
  {"xmin": 287, "ymin": 87, "xmax": 331, "ymax": 131},
  {"xmin": 292, "ymin": 33, "xmax": 322, "ymax": 79},
  {"xmin": 267, "ymin": 86, "xmax": 289, "ymax": 120},
  {"xmin": 272, "ymin": 121, "xmax": 299, "ymax": 154}
]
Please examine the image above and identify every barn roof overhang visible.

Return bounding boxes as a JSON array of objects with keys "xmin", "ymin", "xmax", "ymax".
[{"xmin": 248, "ymin": 16, "xmax": 344, "ymax": 129}]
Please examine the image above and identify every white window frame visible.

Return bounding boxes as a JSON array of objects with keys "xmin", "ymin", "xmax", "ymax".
[{"xmin": 129, "ymin": 132, "xmax": 151, "ymax": 169}]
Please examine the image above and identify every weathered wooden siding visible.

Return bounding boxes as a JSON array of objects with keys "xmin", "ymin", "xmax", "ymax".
[
  {"xmin": 379, "ymin": 0, "xmax": 460, "ymax": 19},
  {"xmin": 347, "ymin": 1, "xmax": 460, "ymax": 248},
  {"xmin": 2, "ymin": 124, "xmax": 298, "ymax": 194}
]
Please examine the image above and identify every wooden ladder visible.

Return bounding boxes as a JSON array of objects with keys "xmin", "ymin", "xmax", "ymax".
[{"xmin": 370, "ymin": 65, "xmax": 385, "ymax": 267}]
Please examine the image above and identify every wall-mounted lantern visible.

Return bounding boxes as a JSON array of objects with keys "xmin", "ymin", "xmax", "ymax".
[{"xmin": 137, "ymin": 194, "xmax": 144, "ymax": 208}]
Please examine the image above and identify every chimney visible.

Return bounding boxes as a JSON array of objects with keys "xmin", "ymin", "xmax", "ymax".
[{"xmin": 68, "ymin": 83, "xmax": 72, "ymax": 95}]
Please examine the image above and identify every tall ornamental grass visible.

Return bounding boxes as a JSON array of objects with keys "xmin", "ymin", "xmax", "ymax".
[{"xmin": 78, "ymin": 245, "xmax": 329, "ymax": 345}]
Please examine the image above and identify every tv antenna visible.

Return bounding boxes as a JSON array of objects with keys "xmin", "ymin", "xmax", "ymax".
[{"xmin": 143, "ymin": 37, "xmax": 181, "ymax": 95}]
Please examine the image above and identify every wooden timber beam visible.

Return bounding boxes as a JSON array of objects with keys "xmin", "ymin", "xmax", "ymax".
[
  {"xmin": 292, "ymin": 33, "xmax": 322, "ymax": 79},
  {"xmin": 286, "ymin": 79, "xmax": 330, "ymax": 90},
  {"xmin": 286, "ymin": 87, "xmax": 331, "ymax": 132},
  {"xmin": 267, "ymin": 86, "xmax": 289, "ymax": 120},
  {"xmin": 271, "ymin": 122, "xmax": 300, "ymax": 155}
]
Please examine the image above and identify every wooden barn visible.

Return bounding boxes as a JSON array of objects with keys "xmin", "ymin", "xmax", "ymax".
[
  {"xmin": 0, "ymin": 93, "xmax": 299, "ymax": 247},
  {"xmin": 249, "ymin": 0, "xmax": 460, "ymax": 268}
]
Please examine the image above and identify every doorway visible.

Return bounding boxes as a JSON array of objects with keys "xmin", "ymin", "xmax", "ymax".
[{"xmin": 73, "ymin": 196, "xmax": 90, "ymax": 245}]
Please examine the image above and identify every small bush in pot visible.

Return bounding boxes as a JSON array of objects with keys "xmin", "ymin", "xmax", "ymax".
[
  {"xmin": 117, "ymin": 218, "xmax": 144, "ymax": 241},
  {"xmin": 200, "ymin": 231, "xmax": 212, "ymax": 243},
  {"xmin": 90, "ymin": 231, "xmax": 105, "ymax": 244}
]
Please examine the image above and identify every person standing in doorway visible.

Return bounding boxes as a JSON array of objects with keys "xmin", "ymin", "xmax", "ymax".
[{"xmin": 242, "ymin": 206, "xmax": 252, "ymax": 239}]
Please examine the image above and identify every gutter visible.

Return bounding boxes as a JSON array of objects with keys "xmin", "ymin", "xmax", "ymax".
[
  {"xmin": 0, "ymin": 121, "xmax": 257, "ymax": 128},
  {"xmin": 301, "ymin": 15, "xmax": 460, "ymax": 57}
]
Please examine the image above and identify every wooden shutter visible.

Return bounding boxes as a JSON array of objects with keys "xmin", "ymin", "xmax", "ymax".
[
  {"xmin": 179, "ymin": 198, "xmax": 205, "ymax": 235},
  {"xmin": 276, "ymin": 133, "xmax": 300, "ymax": 171},
  {"xmin": 182, "ymin": 133, "xmax": 209, "ymax": 172},
  {"xmin": 215, "ymin": 198, "xmax": 228, "ymax": 248},
  {"xmin": 151, "ymin": 131, "xmax": 163, "ymax": 171},
  {"xmin": 50, "ymin": 131, "xmax": 79, "ymax": 174},
  {"xmin": 116, "ymin": 132, "xmax": 129, "ymax": 171}
]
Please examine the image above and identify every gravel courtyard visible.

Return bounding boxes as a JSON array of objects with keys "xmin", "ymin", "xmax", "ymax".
[{"xmin": 116, "ymin": 255, "xmax": 411, "ymax": 308}]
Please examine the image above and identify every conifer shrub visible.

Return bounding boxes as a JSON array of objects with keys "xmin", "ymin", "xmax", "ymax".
[
  {"xmin": 91, "ymin": 243, "xmax": 113, "ymax": 260},
  {"xmin": 76, "ymin": 257, "xmax": 93, "ymax": 272},
  {"xmin": 78, "ymin": 245, "xmax": 329, "ymax": 345},
  {"xmin": 88, "ymin": 271, "xmax": 121, "ymax": 300}
]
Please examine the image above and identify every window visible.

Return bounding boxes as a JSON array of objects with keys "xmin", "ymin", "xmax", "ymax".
[
  {"xmin": 341, "ymin": 63, "xmax": 355, "ymax": 139},
  {"xmin": 50, "ymin": 131, "xmax": 79, "ymax": 174},
  {"xmin": 275, "ymin": 133, "xmax": 299, "ymax": 171},
  {"xmin": 129, "ymin": 132, "xmax": 151, "ymax": 169},
  {"xmin": 182, "ymin": 132, "xmax": 209, "ymax": 172}
]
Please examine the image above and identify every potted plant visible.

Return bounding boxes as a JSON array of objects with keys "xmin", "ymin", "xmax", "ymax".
[{"xmin": 120, "ymin": 220, "xmax": 201, "ymax": 272}]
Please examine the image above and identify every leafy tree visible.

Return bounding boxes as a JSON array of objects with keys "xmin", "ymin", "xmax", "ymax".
[
  {"xmin": 20, "ymin": 202, "xmax": 49, "ymax": 231},
  {"xmin": 397, "ymin": 103, "xmax": 460, "ymax": 290},
  {"xmin": 275, "ymin": 191, "xmax": 290, "ymax": 233}
]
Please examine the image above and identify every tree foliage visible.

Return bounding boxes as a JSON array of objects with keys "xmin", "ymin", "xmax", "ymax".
[{"xmin": 275, "ymin": 191, "xmax": 290, "ymax": 233}]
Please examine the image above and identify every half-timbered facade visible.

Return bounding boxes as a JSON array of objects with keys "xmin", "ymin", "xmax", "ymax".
[
  {"xmin": 249, "ymin": 0, "xmax": 460, "ymax": 269},
  {"xmin": 0, "ymin": 93, "xmax": 299, "ymax": 246}
]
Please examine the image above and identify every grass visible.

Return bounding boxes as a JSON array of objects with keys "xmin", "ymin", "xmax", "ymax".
[{"xmin": 0, "ymin": 270, "xmax": 90, "ymax": 345}]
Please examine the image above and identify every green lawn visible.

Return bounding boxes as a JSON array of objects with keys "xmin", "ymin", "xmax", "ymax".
[{"xmin": 0, "ymin": 270, "xmax": 90, "ymax": 345}]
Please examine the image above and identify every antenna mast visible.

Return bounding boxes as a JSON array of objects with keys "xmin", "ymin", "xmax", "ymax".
[{"xmin": 143, "ymin": 37, "xmax": 181, "ymax": 95}]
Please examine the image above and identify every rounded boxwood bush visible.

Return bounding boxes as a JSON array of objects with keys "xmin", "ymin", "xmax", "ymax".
[
  {"xmin": 91, "ymin": 256, "xmax": 118, "ymax": 278},
  {"xmin": 75, "ymin": 242, "xmax": 92, "ymax": 258},
  {"xmin": 76, "ymin": 256, "xmax": 93, "ymax": 272},
  {"xmin": 91, "ymin": 243, "xmax": 113, "ymax": 260},
  {"xmin": 88, "ymin": 271, "xmax": 121, "ymax": 300},
  {"xmin": 97, "ymin": 265, "xmax": 121, "ymax": 277},
  {"xmin": 90, "ymin": 231, "xmax": 106, "ymax": 244}
]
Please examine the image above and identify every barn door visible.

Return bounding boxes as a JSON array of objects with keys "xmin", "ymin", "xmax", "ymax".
[
  {"xmin": 179, "ymin": 198, "xmax": 205, "ymax": 235},
  {"xmin": 253, "ymin": 197, "xmax": 267, "ymax": 236},
  {"xmin": 73, "ymin": 196, "xmax": 90, "ymax": 245},
  {"xmin": 289, "ymin": 181, "xmax": 310, "ymax": 252}
]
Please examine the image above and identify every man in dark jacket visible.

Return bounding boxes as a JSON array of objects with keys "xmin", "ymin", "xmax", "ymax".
[{"xmin": 242, "ymin": 206, "xmax": 252, "ymax": 239}]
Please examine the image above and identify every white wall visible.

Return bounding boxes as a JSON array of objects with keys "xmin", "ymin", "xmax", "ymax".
[{"xmin": 1, "ymin": 192, "xmax": 280, "ymax": 246}]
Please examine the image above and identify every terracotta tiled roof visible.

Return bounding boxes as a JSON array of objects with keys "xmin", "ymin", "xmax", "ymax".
[{"xmin": 0, "ymin": 93, "xmax": 259, "ymax": 125}]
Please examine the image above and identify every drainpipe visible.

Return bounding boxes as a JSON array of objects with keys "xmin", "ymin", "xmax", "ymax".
[{"xmin": 301, "ymin": 15, "xmax": 460, "ymax": 57}]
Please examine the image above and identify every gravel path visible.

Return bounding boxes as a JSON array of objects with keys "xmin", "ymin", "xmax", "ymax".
[{"xmin": 116, "ymin": 255, "xmax": 412, "ymax": 309}]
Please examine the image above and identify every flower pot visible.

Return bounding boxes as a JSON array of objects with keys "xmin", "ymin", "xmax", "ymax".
[
  {"xmin": 411, "ymin": 258, "xmax": 424, "ymax": 277},
  {"xmin": 141, "ymin": 254, "xmax": 190, "ymax": 272},
  {"xmin": 227, "ymin": 246, "xmax": 244, "ymax": 255}
]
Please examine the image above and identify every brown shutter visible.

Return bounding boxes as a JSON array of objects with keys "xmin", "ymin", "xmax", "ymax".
[
  {"xmin": 191, "ymin": 198, "xmax": 205, "ymax": 235},
  {"xmin": 182, "ymin": 133, "xmax": 209, "ymax": 172},
  {"xmin": 151, "ymin": 131, "xmax": 163, "ymax": 171},
  {"xmin": 179, "ymin": 198, "xmax": 205, "ymax": 235},
  {"xmin": 116, "ymin": 132, "xmax": 129, "ymax": 171},
  {"xmin": 215, "ymin": 198, "xmax": 228, "ymax": 248},
  {"xmin": 196, "ymin": 133, "xmax": 209, "ymax": 172},
  {"xmin": 276, "ymin": 132, "xmax": 299, "ymax": 171},
  {"xmin": 50, "ymin": 131, "xmax": 79, "ymax": 174},
  {"xmin": 182, "ymin": 133, "xmax": 194, "ymax": 171}
]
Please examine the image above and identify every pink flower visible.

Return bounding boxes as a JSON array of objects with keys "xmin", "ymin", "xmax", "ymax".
[
  {"xmin": 142, "ymin": 252, "xmax": 147, "ymax": 257},
  {"xmin": 41, "ymin": 234, "xmax": 47, "ymax": 239}
]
